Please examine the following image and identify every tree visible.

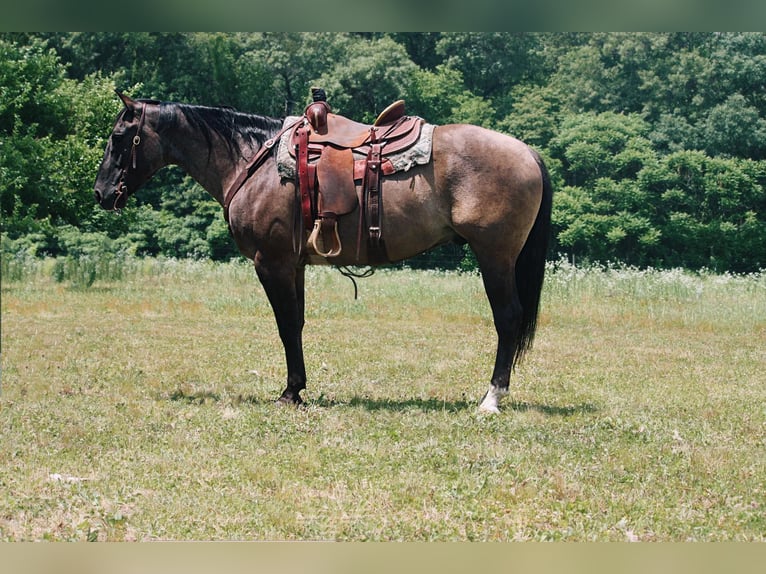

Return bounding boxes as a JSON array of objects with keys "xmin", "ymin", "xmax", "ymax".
[
  {"xmin": 549, "ymin": 112, "xmax": 662, "ymax": 266},
  {"xmin": 242, "ymin": 33, "xmax": 355, "ymax": 116},
  {"xmin": 0, "ymin": 37, "xmax": 122, "ymax": 250},
  {"xmin": 550, "ymin": 112, "xmax": 654, "ymax": 186},
  {"xmin": 389, "ymin": 33, "xmax": 443, "ymax": 71},
  {"xmin": 699, "ymin": 94, "xmax": 766, "ymax": 159},
  {"xmin": 435, "ymin": 32, "xmax": 544, "ymax": 116},
  {"xmin": 639, "ymin": 151, "xmax": 766, "ymax": 270},
  {"xmin": 313, "ymin": 35, "xmax": 418, "ymax": 123},
  {"xmin": 5, "ymin": 33, "xmax": 766, "ymax": 271},
  {"xmin": 500, "ymin": 84, "xmax": 562, "ymax": 148},
  {"xmin": 407, "ymin": 65, "xmax": 496, "ymax": 128}
]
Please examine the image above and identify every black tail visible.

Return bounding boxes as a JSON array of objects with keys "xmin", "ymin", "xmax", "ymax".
[{"xmin": 513, "ymin": 148, "xmax": 553, "ymax": 366}]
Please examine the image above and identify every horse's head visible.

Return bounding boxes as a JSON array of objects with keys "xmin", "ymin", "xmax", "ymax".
[{"xmin": 94, "ymin": 91, "xmax": 164, "ymax": 211}]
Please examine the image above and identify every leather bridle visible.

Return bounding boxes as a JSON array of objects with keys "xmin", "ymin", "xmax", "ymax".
[{"xmin": 113, "ymin": 102, "xmax": 147, "ymax": 211}]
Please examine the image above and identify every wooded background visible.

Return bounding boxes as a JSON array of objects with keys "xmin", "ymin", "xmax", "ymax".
[{"xmin": 2, "ymin": 33, "xmax": 765, "ymax": 272}]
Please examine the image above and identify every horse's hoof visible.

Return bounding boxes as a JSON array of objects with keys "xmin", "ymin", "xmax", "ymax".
[
  {"xmin": 276, "ymin": 394, "xmax": 303, "ymax": 407},
  {"xmin": 478, "ymin": 403, "xmax": 501, "ymax": 414},
  {"xmin": 478, "ymin": 385, "xmax": 508, "ymax": 413}
]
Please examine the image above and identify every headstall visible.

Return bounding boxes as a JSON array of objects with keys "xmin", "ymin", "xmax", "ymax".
[{"xmin": 113, "ymin": 102, "xmax": 147, "ymax": 211}]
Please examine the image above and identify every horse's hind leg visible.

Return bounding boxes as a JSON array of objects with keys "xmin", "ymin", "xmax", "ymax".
[{"xmin": 475, "ymin": 254, "xmax": 523, "ymax": 413}]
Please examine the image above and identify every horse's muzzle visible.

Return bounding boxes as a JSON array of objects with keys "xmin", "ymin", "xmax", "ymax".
[{"xmin": 94, "ymin": 185, "xmax": 127, "ymax": 211}]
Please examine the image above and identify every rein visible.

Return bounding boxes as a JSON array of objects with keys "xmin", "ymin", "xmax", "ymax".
[
  {"xmin": 113, "ymin": 102, "xmax": 147, "ymax": 211},
  {"xmin": 337, "ymin": 266, "xmax": 375, "ymax": 300}
]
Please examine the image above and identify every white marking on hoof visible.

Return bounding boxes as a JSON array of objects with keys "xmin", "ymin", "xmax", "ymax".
[{"xmin": 478, "ymin": 386, "xmax": 509, "ymax": 413}]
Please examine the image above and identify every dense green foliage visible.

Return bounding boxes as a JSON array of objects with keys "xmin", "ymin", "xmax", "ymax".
[{"xmin": 2, "ymin": 33, "xmax": 765, "ymax": 271}]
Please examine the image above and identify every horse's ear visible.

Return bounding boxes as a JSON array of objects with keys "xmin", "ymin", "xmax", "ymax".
[{"xmin": 115, "ymin": 89, "xmax": 136, "ymax": 109}]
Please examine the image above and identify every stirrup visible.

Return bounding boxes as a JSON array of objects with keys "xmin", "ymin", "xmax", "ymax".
[{"xmin": 307, "ymin": 218, "xmax": 342, "ymax": 258}]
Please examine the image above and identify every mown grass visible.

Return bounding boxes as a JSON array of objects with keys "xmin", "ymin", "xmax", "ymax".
[{"xmin": 1, "ymin": 258, "xmax": 764, "ymax": 541}]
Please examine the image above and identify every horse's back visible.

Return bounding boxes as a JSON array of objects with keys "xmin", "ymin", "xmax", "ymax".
[{"xmin": 434, "ymin": 123, "xmax": 541, "ymax": 182}]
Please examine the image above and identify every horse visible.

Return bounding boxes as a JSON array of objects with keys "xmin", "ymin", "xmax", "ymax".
[{"xmin": 94, "ymin": 91, "xmax": 553, "ymax": 413}]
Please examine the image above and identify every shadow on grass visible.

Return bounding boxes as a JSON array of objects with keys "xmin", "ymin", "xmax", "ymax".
[
  {"xmin": 168, "ymin": 388, "xmax": 222, "ymax": 404},
  {"xmin": 318, "ymin": 396, "xmax": 599, "ymax": 416},
  {"xmin": 166, "ymin": 388, "xmax": 598, "ymax": 417},
  {"xmin": 168, "ymin": 390, "xmax": 280, "ymax": 407},
  {"xmin": 507, "ymin": 400, "xmax": 598, "ymax": 417},
  {"xmin": 166, "ymin": 392, "xmax": 476, "ymax": 412},
  {"xmin": 343, "ymin": 396, "xmax": 475, "ymax": 412}
]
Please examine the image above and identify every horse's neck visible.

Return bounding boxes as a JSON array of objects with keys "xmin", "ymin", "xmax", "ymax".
[{"xmin": 162, "ymin": 113, "xmax": 255, "ymax": 206}]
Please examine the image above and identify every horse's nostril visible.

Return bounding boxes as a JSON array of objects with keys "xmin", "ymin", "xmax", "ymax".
[{"xmin": 94, "ymin": 189, "xmax": 102, "ymax": 203}]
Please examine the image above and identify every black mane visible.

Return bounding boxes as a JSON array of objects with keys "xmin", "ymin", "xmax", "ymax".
[{"xmin": 157, "ymin": 101, "xmax": 284, "ymax": 157}]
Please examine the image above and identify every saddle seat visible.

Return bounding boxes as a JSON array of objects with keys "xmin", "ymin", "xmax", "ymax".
[
  {"xmin": 288, "ymin": 99, "xmax": 426, "ymax": 260},
  {"xmin": 301, "ymin": 99, "xmax": 407, "ymax": 142}
]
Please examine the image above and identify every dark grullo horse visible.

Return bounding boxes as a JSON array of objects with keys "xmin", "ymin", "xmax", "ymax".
[{"xmin": 94, "ymin": 92, "xmax": 552, "ymax": 413}]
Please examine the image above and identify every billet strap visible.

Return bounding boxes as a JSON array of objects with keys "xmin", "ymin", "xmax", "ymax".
[
  {"xmin": 223, "ymin": 117, "xmax": 303, "ymax": 222},
  {"xmin": 365, "ymin": 142, "xmax": 383, "ymax": 248},
  {"xmin": 297, "ymin": 125, "xmax": 315, "ymax": 230}
]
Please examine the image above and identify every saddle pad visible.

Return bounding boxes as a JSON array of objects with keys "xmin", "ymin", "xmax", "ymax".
[{"xmin": 276, "ymin": 116, "xmax": 436, "ymax": 180}]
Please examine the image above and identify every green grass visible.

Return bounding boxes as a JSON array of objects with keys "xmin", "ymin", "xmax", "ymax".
[{"xmin": 1, "ymin": 258, "xmax": 765, "ymax": 541}]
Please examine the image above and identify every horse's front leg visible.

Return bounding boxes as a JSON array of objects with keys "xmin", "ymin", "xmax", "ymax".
[{"xmin": 254, "ymin": 254, "xmax": 307, "ymax": 405}]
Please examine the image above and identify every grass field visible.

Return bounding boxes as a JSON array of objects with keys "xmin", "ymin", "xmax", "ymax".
[{"xmin": 1, "ymin": 257, "xmax": 765, "ymax": 541}]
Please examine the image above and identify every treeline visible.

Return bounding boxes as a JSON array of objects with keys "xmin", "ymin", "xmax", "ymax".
[{"xmin": 2, "ymin": 33, "xmax": 765, "ymax": 272}]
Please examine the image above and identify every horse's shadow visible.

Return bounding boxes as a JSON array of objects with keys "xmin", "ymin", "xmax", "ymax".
[
  {"xmin": 506, "ymin": 400, "xmax": 598, "ymax": 417},
  {"xmin": 168, "ymin": 388, "xmax": 222, "ymax": 404},
  {"xmin": 340, "ymin": 397, "xmax": 598, "ymax": 416},
  {"xmin": 167, "ymin": 388, "xmax": 598, "ymax": 417},
  {"xmin": 333, "ymin": 396, "xmax": 475, "ymax": 412}
]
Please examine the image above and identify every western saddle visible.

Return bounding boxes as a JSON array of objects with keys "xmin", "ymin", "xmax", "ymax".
[
  {"xmin": 223, "ymin": 88, "xmax": 426, "ymax": 262},
  {"xmin": 291, "ymin": 89, "xmax": 425, "ymax": 261}
]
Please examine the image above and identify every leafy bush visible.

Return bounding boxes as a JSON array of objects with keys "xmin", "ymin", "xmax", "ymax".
[{"xmin": 4, "ymin": 33, "xmax": 766, "ymax": 273}]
